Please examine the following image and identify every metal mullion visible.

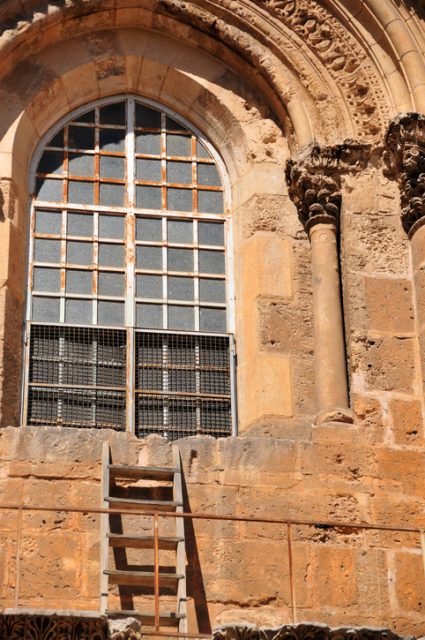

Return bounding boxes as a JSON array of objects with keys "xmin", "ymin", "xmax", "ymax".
[
  {"xmin": 94, "ymin": 108, "xmax": 100, "ymax": 207},
  {"xmin": 192, "ymin": 135, "xmax": 198, "ymax": 213},
  {"xmin": 60, "ymin": 209, "xmax": 67, "ymax": 323},
  {"xmin": 63, "ymin": 127, "xmax": 69, "ymax": 204},
  {"xmin": 195, "ymin": 337, "xmax": 201, "ymax": 432},
  {"xmin": 161, "ymin": 113, "xmax": 167, "ymax": 211},
  {"xmin": 193, "ymin": 219, "xmax": 200, "ymax": 331},
  {"xmin": 163, "ymin": 334, "xmax": 169, "ymax": 431},
  {"xmin": 126, "ymin": 99, "xmax": 136, "ymax": 434},
  {"xmin": 93, "ymin": 212, "xmax": 99, "ymax": 325},
  {"xmin": 162, "ymin": 216, "xmax": 167, "ymax": 330}
]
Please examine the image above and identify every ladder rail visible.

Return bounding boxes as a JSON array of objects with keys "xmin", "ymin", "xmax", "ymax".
[
  {"xmin": 100, "ymin": 441, "xmax": 111, "ymax": 614},
  {"xmin": 173, "ymin": 446, "xmax": 188, "ymax": 633}
]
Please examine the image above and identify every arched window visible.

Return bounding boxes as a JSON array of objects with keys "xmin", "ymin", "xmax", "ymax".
[{"xmin": 22, "ymin": 97, "xmax": 236, "ymax": 439}]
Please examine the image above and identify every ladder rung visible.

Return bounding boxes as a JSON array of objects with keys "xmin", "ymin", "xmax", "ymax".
[
  {"xmin": 109, "ymin": 465, "xmax": 178, "ymax": 481},
  {"xmin": 106, "ymin": 497, "xmax": 182, "ymax": 512},
  {"xmin": 107, "ymin": 533, "xmax": 183, "ymax": 550},
  {"xmin": 105, "ymin": 569, "xmax": 183, "ymax": 588},
  {"xmin": 106, "ymin": 610, "xmax": 185, "ymax": 626}
]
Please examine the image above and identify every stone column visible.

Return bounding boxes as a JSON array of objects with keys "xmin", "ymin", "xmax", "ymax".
[
  {"xmin": 286, "ymin": 143, "xmax": 367, "ymax": 425},
  {"xmin": 385, "ymin": 113, "xmax": 425, "ymax": 400}
]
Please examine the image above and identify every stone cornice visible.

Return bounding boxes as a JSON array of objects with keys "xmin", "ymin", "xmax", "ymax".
[
  {"xmin": 285, "ymin": 141, "xmax": 370, "ymax": 233},
  {"xmin": 213, "ymin": 624, "xmax": 403, "ymax": 640},
  {"xmin": 384, "ymin": 112, "xmax": 425, "ymax": 238}
]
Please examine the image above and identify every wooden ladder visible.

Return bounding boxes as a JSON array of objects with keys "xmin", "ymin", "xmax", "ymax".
[{"xmin": 100, "ymin": 443, "xmax": 187, "ymax": 632}]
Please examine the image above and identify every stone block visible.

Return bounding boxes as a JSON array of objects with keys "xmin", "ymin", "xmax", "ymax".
[
  {"xmin": 393, "ymin": 551, "xmax": 425, "ymax": 612},
  {"xmin": 365, "ymin": 277, "xmax": 414, "ymax": 335},
  {"xmin": 240, "ymin": 233, "xmax": 293, "ymax": 303},
  {"xmin": 389, "ymin": 398, "xmax": 424, "ymax": 445},
  {"xmin": 259, "ymin": 298, "xmax": 313, "ymax": 355},
  {"xmin": 358, "ymin": 336, "xmax": 416, "ymax": 393},
  {"xmin": 352, "ymin": 395, "xmax": 386, "ymax": 443}
]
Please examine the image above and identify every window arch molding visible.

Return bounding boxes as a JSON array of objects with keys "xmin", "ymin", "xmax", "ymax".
[{"xmin": 22, "ymin": 94, "xmax": 237, "ymax": 439}]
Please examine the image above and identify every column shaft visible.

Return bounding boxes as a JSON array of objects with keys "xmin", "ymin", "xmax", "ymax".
[{"xmin": 310, "ymin": 223, "xmax": 350, "ymax": 424}]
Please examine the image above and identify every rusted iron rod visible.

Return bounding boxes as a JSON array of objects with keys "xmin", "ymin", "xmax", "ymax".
[
  {"xmin": 0, "ymin": 503, "xmax": 422, "ymax": 534},
  {"xmin": 154, "ymin": 514, "xmax": 160, "ymax": 631}
]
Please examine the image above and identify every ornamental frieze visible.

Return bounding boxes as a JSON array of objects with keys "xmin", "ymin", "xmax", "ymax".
[{"xmin": 254, "ymin": 0, "xmax": 390, "ymax": 142}]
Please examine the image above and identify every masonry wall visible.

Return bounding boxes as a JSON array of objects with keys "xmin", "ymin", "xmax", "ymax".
[{"xmin": 0, "ymin": 426, "xmax": 424, "ymax": 637}]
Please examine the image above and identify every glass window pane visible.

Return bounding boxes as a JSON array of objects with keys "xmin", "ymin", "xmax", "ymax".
[
  {"xmin": 168, "ymin": 248, "xmax": 193, "ymax": 272},
  {"xmin": 198, "ymin": 164, "xmax": 221, "ymax": 186},
  {"xmin": 100, "ymin": 156, "xmax": 125, "ymax": 179},
  {"xmin": 167, "ymin": 188, "xmax": 192, "ymax": 212},
  {"xmin": 32, "ymin": 296, "xmax": 60, "ymax": 322},
  {"xmin": 166, "ymin": 116, "xmax": 187, "ymax": 131},
  {"xmin": 200, "ymin": 307, "xmax": 227, "ymax": 332},
  {"xmin": 136, "ymin": 217, "xmax": 162, "ymax": 241},
  {"xmin": 199, "ymin": 278, "xmax": 226, "ymax": 303},
  {"xmin": 196, "ymin": 140, "xmax": 210, "ymax": 159},
  {"xmin": 135, "ymin": 132, "xmax": 161, "ymax": 155},
  {"xmin": 99, "ymin": 183, "xmax": 125, "ymax": 207},
  {"xmin": 136, "ymin": 104, "xmax": 161, "ymax": 129},
  {"xmin": 38, "ymin": 151, "xmax": 63, "ymax": 175},
  {"xmin": 167, "ymin": 220, "xmax": 193, "ymax": 244},
  {"xmin": 199, "ymin": 250, "xmax": 225, "ymax": 274},
  {"xmin": 136, "ymin": 303, "xmax": 163, "ymax": 328},
  {"xmin": 33, "ymin": 267, "xmax": 61, "ymax": 292},
  {"xmin": 168, "ymin": 276, "xmax": 194, "ymax": 301},
  {"xmin": 66, "ymin": 269, "xmax": 93, "ymax": 294},
  {"xmin": 136, "ymin": 274, "xmax": 163, "ymax": 299},
  {"xmin": 67, "ymin": 212, "xmax": 92, "ymax": 237},
  {"xmin": 98, "ymin": 272, "xmax": 125, "ymax": 297},
  {"xmin": 68, "ymin": 154, "xmax": 94, "ymax": 177},
  {"xmin": 167, "ymin": 161, "xmax": 192, "ymax": 184},
  {"xmin": 68, "ymin": 126, "xmax": 94, "ymax": 150},
  {"xmin": 72, "ymin": 110, "xmax": 95, "ymax": 124},
  {"xmin": 168, "ymin": 305, "xmax": 194, "ymax": 330},
  {"xmin": 67, "ymin": 241, "xmax": 93, "ymax": 266},
  {"xmin": 136, "ymin": 246, "xmax": 163, "ymax": 270},
  {"xmin": 99, "ymin": 215, "xmax": 125, "ymax": 239},
  {"xmin": 136, "ymin": 186, "xmax": 162, "ymax": 209},
  {"xmin": 98, "ymin": 301, "xmax": 125, "ymax": 326},
  {"xmin": 65, "ymin": 299, "xmax": 93, "ymax": 324},
  {"xmin": 198, "ymin": 190, "xmax": 224, "ymax": 213},
  {"xmin": 35, "ymin": 210, "xmax": 62, "ymax": 235},
  {"xmin": 99, "ymin": 128, "xmax": 125, "ymax": 152},
  {"xmin": 36, "ymin": 178, "xmax": 63, "ymax": 202},
  {"xmin": 136, "ymin": 158, "xmax": 162, "ymax": 182},
  {"xmin": 99, "ymin": 102, "xmax": 126, "ymax": 125},
  {"xmin": 198, "ymin": 221, "xmax": 225, "ymax": 246},
  {"xmin": 68, "ymin": 181, "xmax": 93, "ymax": 205},
  {"xmin": 47, "ymin": 130, "xmax": 64, "ymax": 148},
  {"xmin": 98, "ymin": 243, "xmax": 125, "ymax": 267},
  {"xmin": 34, "ymin": 239, "xmax": 61, "ymax": 263},
  {"xmin": 167, "ymin": 134, "xmax": 191, "ymax": 157}
]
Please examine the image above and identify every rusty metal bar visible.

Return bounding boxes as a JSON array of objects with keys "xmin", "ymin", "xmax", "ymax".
[
  {"xmin": 287, "ymin": 523, "xmax": 296, "ymax": 624},
  {"xmin": 0, "ymin": 503, "xmax": 423, "ymax": 533},
  {"xmin": 154, "ymin": 514, "xmax": 160, "ymax": 631},
  {"xmin": 14, "ymin": 506, "xmax": 23, "ymax": 608}
]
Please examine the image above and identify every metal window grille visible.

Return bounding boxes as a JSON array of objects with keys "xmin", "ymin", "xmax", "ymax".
[{"xmin": 24, "ymin": 97, "xmax": 236, "ymax": 437}]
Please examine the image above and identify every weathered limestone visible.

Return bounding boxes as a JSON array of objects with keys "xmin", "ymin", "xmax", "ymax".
[
  {"xmin": 286, "ymin": 143, "xmax": 369, "ymax": 425},
  {"xmin": 385, "ymin": 113, "xmax": 425, "ymax": 407}
]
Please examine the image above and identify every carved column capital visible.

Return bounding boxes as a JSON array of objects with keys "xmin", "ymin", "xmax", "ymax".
[
  {"xmin": 384, "ymin": 112, "xmax": 425, "ymax": 237},
  {"xmin": 285, "ymin": 141, "xmax": 370, "ymax": 234}
]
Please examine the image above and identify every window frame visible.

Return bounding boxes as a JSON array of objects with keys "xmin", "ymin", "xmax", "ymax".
[{"xmin": 21, "ymin": 95, "xmax": 237, "ymax": 437}]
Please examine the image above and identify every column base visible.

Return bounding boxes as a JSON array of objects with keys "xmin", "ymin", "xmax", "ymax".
[{"xmin": 314, "ymin": 406, "xmax": 354, "ymax": 426}]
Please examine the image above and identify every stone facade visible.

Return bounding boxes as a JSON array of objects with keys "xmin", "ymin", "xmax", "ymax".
[{"xmin": 0, "ymin": 0, "xmax": 425, "ymax": 638}]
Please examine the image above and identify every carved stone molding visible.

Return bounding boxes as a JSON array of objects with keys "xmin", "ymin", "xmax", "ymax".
[
  {"xmin": 254, "ymin": 0, "xmax": 390, "ymax": 142},
  {"xmin": 0, "ymin": 614, "xmax": 108, "ymax": 640},
  {"xmin": 285, "ymin": 141, "xmax": 370, "ymax": 233},
  {"xmin": 384, "ymin": 112, "xmax": 425, "ymax": 237},
  {"xmin": 213, "ymin": 623, "xmax": 403, "ymax": 640}
]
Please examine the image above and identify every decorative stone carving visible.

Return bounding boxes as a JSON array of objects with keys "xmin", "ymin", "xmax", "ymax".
[
  {"xmin": 384, "ymin": 112, "xmax": 425, "ymax": 237},
  {"xmin": 255, "ymin": 0, "xmax": 390, "ymax": 142},
  {"xmin": 213, "ymin": 624, "xmax": 403, "ymax": 640},
  {"xmin": 285, "ymin": 141, "xmax": 370, "ymax": 232},
  {"xmin": 0, "ymin": 614, "xmax": 108, "ymax": 640}
]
